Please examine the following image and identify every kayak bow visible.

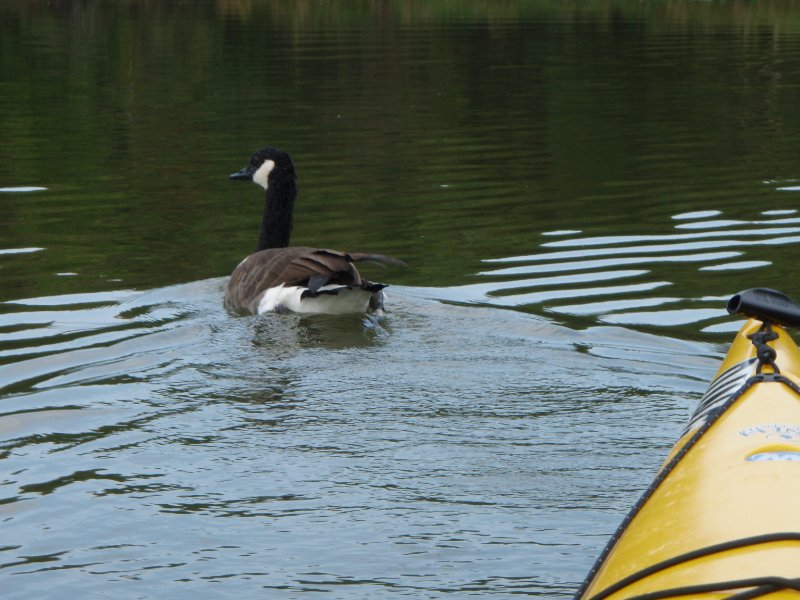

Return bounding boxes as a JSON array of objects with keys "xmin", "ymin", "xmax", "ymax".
[{"xmin": 577, "ymin": 288, "xmax": 800, "ymax": 600}]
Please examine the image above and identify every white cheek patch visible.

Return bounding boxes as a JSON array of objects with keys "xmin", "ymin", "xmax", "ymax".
[{"xmin": 252, "ymin": 159, "xmax": 275, "ymax": 190}]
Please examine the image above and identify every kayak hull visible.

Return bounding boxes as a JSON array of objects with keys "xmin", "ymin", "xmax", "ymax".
[{"xmin": 579, "ymin": 319, "xmax": 800, "ymax": 599}]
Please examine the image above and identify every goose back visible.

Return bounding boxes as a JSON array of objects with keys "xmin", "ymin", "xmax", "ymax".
[{"xmin": 225, "ymin": 246, "xmax": 388, "ymax": 315}]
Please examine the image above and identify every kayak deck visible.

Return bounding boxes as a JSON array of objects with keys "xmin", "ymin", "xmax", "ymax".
[{"xmin": 578, "ymin": 318, "xmax": 800, "ymax": 599}]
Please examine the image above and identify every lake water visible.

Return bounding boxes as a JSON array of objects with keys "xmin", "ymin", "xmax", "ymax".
[{"xmin": 2, "ymin": 2, "xmax": 800, "ymax": 597}]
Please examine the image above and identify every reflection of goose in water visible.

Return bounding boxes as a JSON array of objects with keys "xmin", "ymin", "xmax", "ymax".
[{"xmin": 224, "ymin": 147, "xmax": 404, "ymax": 316}]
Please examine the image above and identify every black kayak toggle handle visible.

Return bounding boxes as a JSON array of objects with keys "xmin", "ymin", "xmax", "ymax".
[{"xmin": 727, "ymin": 288, "xmax": 800, "ymax": 328}]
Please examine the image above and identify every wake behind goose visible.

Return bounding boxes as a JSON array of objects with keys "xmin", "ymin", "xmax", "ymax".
[{"xmin": 417, "ymin": 208, "xmax": 800, "ymax": 333}]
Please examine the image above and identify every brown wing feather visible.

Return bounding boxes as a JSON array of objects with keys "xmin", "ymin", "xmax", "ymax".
[{"xmin": 225, "ymin": 247, "xmax": 370, "ymax": 314}]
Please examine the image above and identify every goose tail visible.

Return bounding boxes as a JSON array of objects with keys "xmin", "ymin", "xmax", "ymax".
[{"xmin": 347, "ymin": 252, "xmax": 407, "ymax": 268}]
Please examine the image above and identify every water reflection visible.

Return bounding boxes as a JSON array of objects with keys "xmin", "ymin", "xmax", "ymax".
[
  {"xmin": 251, "ymin": 313, "xmax": 390, "ymax": 350},
  {"xmin": 411, "ymin": 208, "xmax": 800, "ymax": 335},
  {"xmin": 0, "ymin": 274, "xmax": 720, "ymax": 597},
  {"xmin": 0, "ymin": 247, "xmax": 44, "ymax": 256}
]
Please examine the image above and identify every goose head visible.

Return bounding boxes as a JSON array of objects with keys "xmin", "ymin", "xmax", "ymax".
[
  {"xmin": 229, "ymin": 146, "xmax": 298, "ymax": 251},
  {"xmin": 230, "ymin": 146, "xmax": 296, "ymax": 191}
]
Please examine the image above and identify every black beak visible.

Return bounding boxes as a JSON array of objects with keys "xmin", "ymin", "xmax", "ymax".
[{"xmin": 229, "ymin": 166, "xmax": 253, "ymax": 181}]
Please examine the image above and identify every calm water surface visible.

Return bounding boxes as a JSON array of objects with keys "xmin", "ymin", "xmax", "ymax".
[{"xmin": 3, "ymin": 2, "xmax": 800, "ymax": 597}]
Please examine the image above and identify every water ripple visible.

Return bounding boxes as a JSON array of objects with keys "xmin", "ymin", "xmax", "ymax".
[
  {"xmin": 0, "ymin": 276, "xmax": 716, "ymax": 598},
  {"xmin": 420, "ymin": 208, "xmax": 800, "ymax": 332},
  {"xmin": 0, "ymin": 247, "xmax": 44, "ymax": 255}
]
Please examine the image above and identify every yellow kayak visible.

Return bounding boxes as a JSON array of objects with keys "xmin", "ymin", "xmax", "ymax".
[{"xmin": 577, "ymin": 288, "xmax": 800, "ymax": 600}]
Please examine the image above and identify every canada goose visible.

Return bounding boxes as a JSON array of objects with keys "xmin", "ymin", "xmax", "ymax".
[{"xmin": 224, "ymin": 146, "xmax": 404, "ymax": 315}]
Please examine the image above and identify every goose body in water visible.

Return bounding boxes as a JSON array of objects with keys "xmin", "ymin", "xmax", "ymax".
[{"xmin": 225, "ymin": 146, "xmax": 404, "ymax": 315}]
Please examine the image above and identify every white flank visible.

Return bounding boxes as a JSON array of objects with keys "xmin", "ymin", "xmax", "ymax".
[
  {"xmin": 252, "ymin": 159, "xmax": 275, "ymax": 190},
  {"xmin": 257, "ymin": 283, "xmax": 372, "ymax": 315}
]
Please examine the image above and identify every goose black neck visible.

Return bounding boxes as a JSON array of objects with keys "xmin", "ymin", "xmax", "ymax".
[{"xmin": 257, "ymin": 175, "xmax": 296, "ymax": 251}]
